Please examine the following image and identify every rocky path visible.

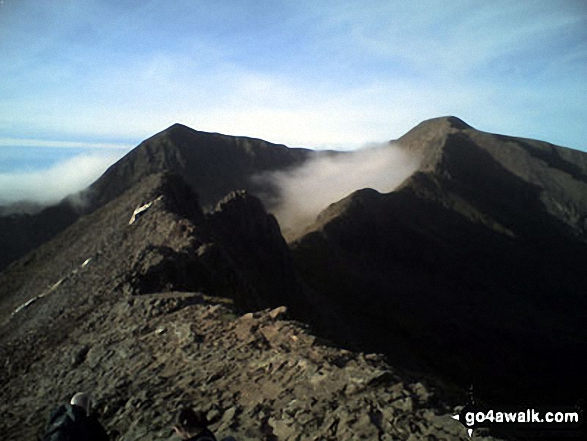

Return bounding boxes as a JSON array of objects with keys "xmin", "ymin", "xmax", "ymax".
[{"xmin": 1, "ymin": 291, "xmax": 493, "ymax": 440}]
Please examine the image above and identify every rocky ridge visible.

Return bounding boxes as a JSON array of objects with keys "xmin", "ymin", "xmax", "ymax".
[
  {"xmin": 291, "ymin": 117, "xmax": 587, "ymax": 403},
  {"xmin": 0, "ymin": 169, "xmax": 485, "ymax": 440},
  {"xmin": 1, "ymin": 292, "xmax": 479, "ymax": 440},
  {"xmin": 0, "ymin": 171, "xmax": 306, "ymax": 372}
]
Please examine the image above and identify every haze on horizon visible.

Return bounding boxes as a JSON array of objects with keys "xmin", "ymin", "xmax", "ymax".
[{"xmin": 1, "ymin": 0, "xmax": 586, "ymax": 205}]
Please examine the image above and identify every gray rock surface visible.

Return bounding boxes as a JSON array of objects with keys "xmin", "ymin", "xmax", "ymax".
[
  {"xmin": 0, "ymin": 292, "xmax": 482, "ymax": 440},
  {"xmin": 0, "ymin": 171, "xmax": 494, "ymax": 440}
]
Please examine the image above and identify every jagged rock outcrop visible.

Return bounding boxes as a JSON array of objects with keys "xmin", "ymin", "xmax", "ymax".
[{"xmin": 207, "ymin": 191, "xmax": 304, "ymax": 313}]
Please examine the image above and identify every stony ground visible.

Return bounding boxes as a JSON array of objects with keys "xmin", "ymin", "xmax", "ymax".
[
  {"xmin": 0, "ymin": 289, "xmax": 493, "ymax": 440},
  {"xmin": 0, "ymin": 173, "xmax": 501, "ymax": 440}
]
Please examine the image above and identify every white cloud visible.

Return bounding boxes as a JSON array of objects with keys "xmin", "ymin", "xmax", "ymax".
[
  {"xmin": 0, "ymin": 153, "xmax": 122, "ymax": 205},
  {"xmin": 0, "ymin": 138, "xmax": 133, "ymax": 149},
  {"xmin": 255, "ymin": 143, "xmax": 421, "ymax": 237}
]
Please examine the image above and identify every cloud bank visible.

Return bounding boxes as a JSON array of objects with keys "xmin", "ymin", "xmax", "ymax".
[
  {"xmin": 256, "ymin": 143, "xmax": 420, "ymax": 237},
  {"xmin": 0, "ymin": 153, "xmax": 121, "ymax": 206}
]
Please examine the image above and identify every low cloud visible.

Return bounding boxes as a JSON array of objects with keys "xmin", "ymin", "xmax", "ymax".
[
  {"xmin": 0, "ymin": 153, "xmax": 121, "ymax": 207},
  {"xmin": 0, "ymin": 138, "xmax": 134, "ymax": 150},
  {"xmin": 255, "ymin": 143, "xmax": 420, "ymax": 238}
]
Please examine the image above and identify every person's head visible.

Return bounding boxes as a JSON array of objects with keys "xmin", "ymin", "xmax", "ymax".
[
  {"xmin": 173, "ymin": 407, "xmax": 209, "ymax": 439},
  {"xmin": 70, "ymin": 392, "xmax": 92, "ymax": 416}
]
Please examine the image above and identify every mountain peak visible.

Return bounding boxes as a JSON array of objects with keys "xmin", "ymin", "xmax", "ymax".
[
  {"xmin": 166, "ymin": 122, "xmax": 192, "ymax": 131},
  {"xmin": 160, "ymin": 122, "xmax": 197, "ymax": 137},
  {"xmin": 151, "ymin": 122, "xmax": 212, "ymax": 144},
  {"xmin": 397, "ymin": 116, "xmax": 471, "ymax": 144},
  {"xmin": 436, "ymin": 115, "xmax": 471, "ymax": 130}
]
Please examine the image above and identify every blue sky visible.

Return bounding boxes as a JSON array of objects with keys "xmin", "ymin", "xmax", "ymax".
[{"xmin": 1, "ymin": 0, "xmax": 586, "ymax": 203}]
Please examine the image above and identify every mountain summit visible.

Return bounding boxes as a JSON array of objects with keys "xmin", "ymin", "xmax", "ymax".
[{"xmin": 86, "ymin": 124, "xmax": 312, "ymax": 210}]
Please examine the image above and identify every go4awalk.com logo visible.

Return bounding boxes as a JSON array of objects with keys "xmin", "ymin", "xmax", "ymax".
[
  {"xmin": 451, "ymin": 404, "xmax": 583, "ymax": 438},
  {"xmin": 448, "ymin": 385, "xmax": 585, "ymax": 438}
]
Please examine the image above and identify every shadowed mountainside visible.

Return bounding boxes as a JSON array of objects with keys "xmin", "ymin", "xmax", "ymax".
[
  {"xmin": 0, "ymin": 125, "xmax": 312, "ymax": 271},
  {"xmin": 0, "ymin": 171, "xmax": 474, "ymax": 440},
  {"xmin": 85, "ymin": 124, "xmax": 312, "ymax": 211},
  {"xmin": 291, "ymin": 116, "xmax": 587, "ymax": 404}
]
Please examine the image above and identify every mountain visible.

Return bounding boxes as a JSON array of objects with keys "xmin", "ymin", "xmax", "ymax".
[
  {"xmin": 0, "ymin": 171, "xmax": 469, "ymax": 440},
  {"xmin": 0, "ymin": 125, "xmax": 311, "ymax": 271},
  {"xmin": 0, "ymin": 200, "xmax": 79, "ymax": 272},
  {"xmin": 1, "ymin": 116, "xmax": 586, "ymax": 439},
  {"xmin": 291, "ymin": 116, "xmax": 587, "ymax": 403},
  {"xmin": 84, "ymin": 123, "xmax": 312, "ymax": 210}
]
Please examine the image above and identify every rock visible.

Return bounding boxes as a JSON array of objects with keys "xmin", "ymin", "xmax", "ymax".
[
  {"xmin": 173, "ymin": 323, "xmax": 197, "ymax": 343},
  {"xmin": 344, "ymin": 382, "xmax": 365, "ymax": 396},
  {"xmin": 368, "ymin": 370, "xmax": 395, "ymax": 387},
  {"xmin": 268, "ymin": 416, "xmax": 296, "ymax": 439},
  {"xmin": 259, "ymin": 325, "xmax": 280, "ymax": 345},
  {"xmin": 71, "ymin": 345, "xmax": 90, "ymax": 367},
  {"xmin": 388, "ymin": 381, "xmax": 407, "ymax": 400},
  {"xmin": 411, "ymin": 381, "xmax": 432, "ymax": 403},
  {"xmin": 268, "ymin": 306, "xmax": 287, "ymax": 320},
  {"xmin": 207, "ymin": 409, "xmax": 221, "ymax": 424},
  {"xmin": 391, "ymin": 397, "xmax": 413, "ymax": 413},
  {"xmin": 219, "ymin": 406, "xmax": 237, "ymax": 428}
]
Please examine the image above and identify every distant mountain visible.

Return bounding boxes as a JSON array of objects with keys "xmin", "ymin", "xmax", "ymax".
[
  {"xmin": 0, "ymin": 201, "xmax": 79, "ymax": 272},
  {"xmin": 0, "ymin": 200, "xmax": 45, "ymax": 216},
  {"xmin": 84, "ymin": 123, "xmax": 312, "ymax": 210},
  {"xmin": 291, "ymin": 116, "xmax": 587, "ymax": 403},
  {"xmin": 0, "ymin": 124, "xmax": 311, "ymax": 270}
]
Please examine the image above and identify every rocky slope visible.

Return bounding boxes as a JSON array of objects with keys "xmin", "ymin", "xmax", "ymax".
[
  {"xmin": 291, "ymin": 117, "xmax": 587, "ymax": 404},
  {"xmin": 1, "ymin": 293, "xmax": 478, "ymax": 440},
  {"xmin": 0, "ymin": 171, "xmax": 480, "ymax": 440}
]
